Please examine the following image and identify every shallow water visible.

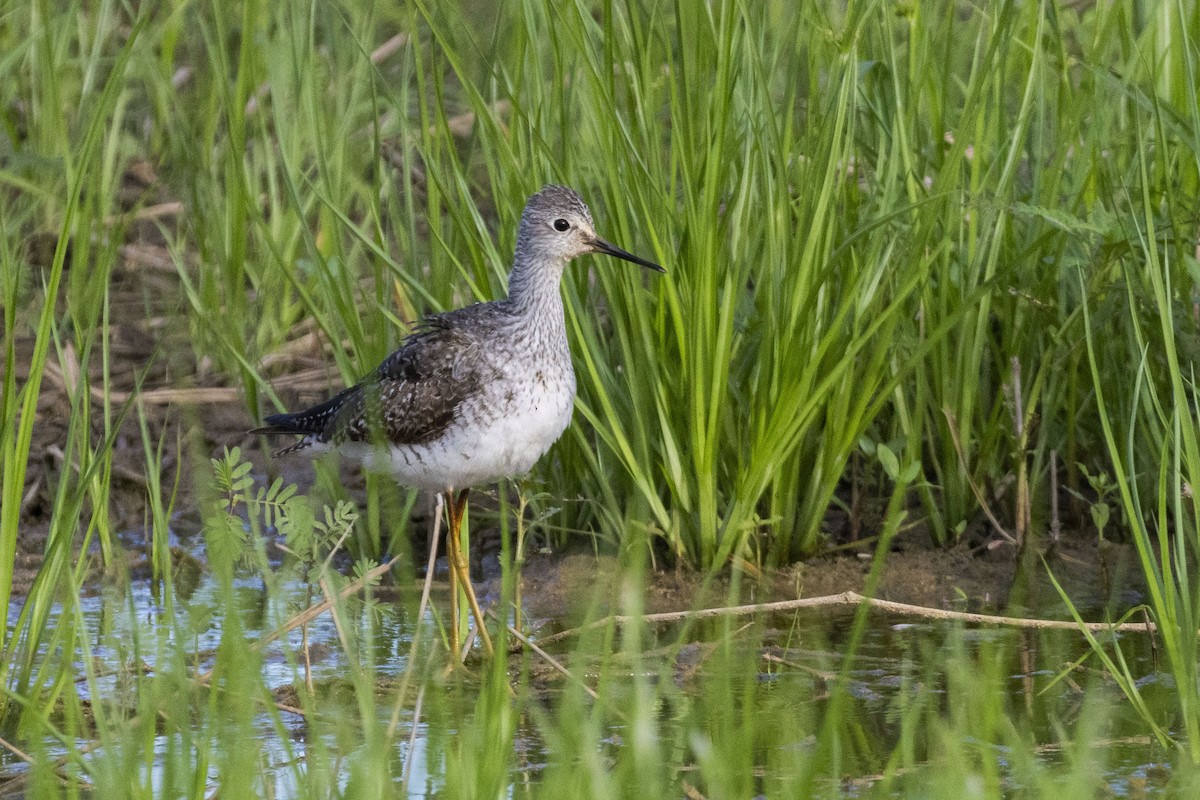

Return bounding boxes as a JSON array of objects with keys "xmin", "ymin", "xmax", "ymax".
[{"xmin": 0, "ymin": 561, "xmax": 1182, "ymax": 799}]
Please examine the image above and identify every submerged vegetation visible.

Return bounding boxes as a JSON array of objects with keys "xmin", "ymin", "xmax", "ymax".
[{"xmin": 2, "ymin": 0, "xmax": 1200, "ymax": 796}]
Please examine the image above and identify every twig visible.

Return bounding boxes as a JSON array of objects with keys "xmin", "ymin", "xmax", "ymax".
[
  {"xmin": 399, "ymin": 683, "xmax": 426, "ymax": 797},
  {"xmin": 1011, "ymin": 356, "xmax": 1030, "ymax": 546},
  {"xmin": 459, "ymin": 618, "xmax": 479, "ymax": 664},
  {"xmin": 761, "ymin": 652, "xmax": 836, "ymax": 681},
  {"xmin": 246, "ymin": 33, "xmax": 410, "ymax": 115},
  {"xmin": 414, "ymin": 494, "xmax": 444, "ymax": 654},
  {"xmin": 302, "ymin": 583, "xmax": 314, "ymax": 693},
  {"xmin": 531, "ymin": 591, "xmax": 1160, "ymax": 648},
  {"xmin": 943, "ymin": 407, "xmax": 1018, "ymax": 545},
  {"xmin": 104, "ymin": 201, "xmax": 183, "ymax": 227},
  {"xmin": 270, "ymin": 700, "xmax": 306, "ymax": 717},
  {"xmin": 43, "ymin": 361, "xmax": 242, "ymax": 406},
  {"xmin": 1143, "ymin": 606, "xmax": 1158, "ymax": 672},
  {"xmin": 513, "ymin": 489, "xmax": 529, "ymax": 635},
  {"xmin": 369, "ymin": 32, "xmax": 410, "ymax": 64},
  {"xmin": 19, "ymin": 471, "xmax": 43, "ymax": 514},
  {"xmin": 387, "ymin": 494, "xmax": 443, "ymax": 738},
  {"xmin": 1049, "ymin": 449, "xmax": 1061, "ymax": 544},
  {"xmin": 443, "ymin": 101, "xmax": 510, "ymax": 138},
  {"xmin": 504, "ymin": 623, "xmax": 599, "ymax": 701},
  {"xmin": 261, "ymin": 553, "xmax": 401, "ymax": 648},
  {"xmin": 0, "ymin": 737, "xmax": 33, "ymax": 765},
  {"xmin": 44, "ymin": 443, "xmax": 147, "ymax": 487},
  {"xmin": 319, "ymin": 576, "xmax": 354, "ymax": 662},
  {"xmin": 0, "ymin": 734, "xmax": 94, "ymax": 794}
]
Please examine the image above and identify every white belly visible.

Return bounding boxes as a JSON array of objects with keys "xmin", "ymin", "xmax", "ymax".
[{"xmin": 332, "ymin": 372, "xmax": 575, "ymax": 491}]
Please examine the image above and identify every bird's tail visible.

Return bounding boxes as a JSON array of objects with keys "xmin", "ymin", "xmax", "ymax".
[
  {"xmin": 252, "ymin": 384, "xmax": 359, "ymax": 456},
  {"xmin": 250, "ymin": 412, "xmax": 314, "ymax": 436},
  {"xmin": 251, "ymin": 412, "xmax": 325, "ymax": 457}
]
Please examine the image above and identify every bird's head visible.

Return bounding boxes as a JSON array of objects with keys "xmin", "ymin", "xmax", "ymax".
[{"xmin": 519, "ymin": 185, "xmax": 664, "ymax": 272}]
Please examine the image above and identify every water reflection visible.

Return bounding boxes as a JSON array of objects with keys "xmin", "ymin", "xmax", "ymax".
[{"xmin": 0, "ymin": 568, "xmax": 1180, "ymax": 798}]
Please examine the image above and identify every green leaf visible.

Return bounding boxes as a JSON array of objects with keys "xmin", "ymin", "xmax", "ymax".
[
  {"xmin": 877, "ymin": 443, "xmax": 900, "ymax": 480},
  {"xmin": 205, "ymin": 514, "xmax": 246, "ymax": 579},
  {"xmin": 281, "ymin": 498, "xmax": 316, "ymax": 559}
]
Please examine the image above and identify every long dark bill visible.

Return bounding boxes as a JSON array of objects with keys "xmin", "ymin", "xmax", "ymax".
[{"xmin": 590, "ymin": 236, "xmax": 666, "ymax": 273}]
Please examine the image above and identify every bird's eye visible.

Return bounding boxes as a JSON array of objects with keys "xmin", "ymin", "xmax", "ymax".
[{"xmin": 553, "ymin": 218, "xmax": 570, "ymax": 232}]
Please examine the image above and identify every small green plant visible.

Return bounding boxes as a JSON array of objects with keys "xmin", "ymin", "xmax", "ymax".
[
  {"xmin": 206, "ymin": 446, "xmax": 360, "ymax": 576},
  {"xmin": 205, "ymin": 447, "xmax": 371, "ymax": 689},
  {"xmin": 1071, "ymin": 464, "xmax": 1120, "ymax": 541}
]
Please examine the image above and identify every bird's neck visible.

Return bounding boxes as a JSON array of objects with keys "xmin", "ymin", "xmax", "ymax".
[{"xmin": 504, "ymin": 252, "xmax": 566, "ymax": 319}]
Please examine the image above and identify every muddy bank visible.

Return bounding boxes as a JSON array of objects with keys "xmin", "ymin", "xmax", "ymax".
[{"xmin": 491, "ymin": 530, "xmax": 1144, "ymax": 628}]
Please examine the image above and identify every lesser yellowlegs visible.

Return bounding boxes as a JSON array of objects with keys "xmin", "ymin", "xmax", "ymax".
[{"xmin": 254, "ymin": 185, "xmax": 664, "ymax": 655}]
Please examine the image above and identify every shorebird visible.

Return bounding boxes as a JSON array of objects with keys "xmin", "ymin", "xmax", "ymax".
[{"xmin": 254, "ymin": 185, "xmax": 664, "ymax": 656}]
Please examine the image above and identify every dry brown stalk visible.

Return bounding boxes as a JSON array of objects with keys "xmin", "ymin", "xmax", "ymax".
[
  {"xmin": 532, "ymin": 590, "xmax": 1158, "ymax": 648},
  {"xmin": 943, "ymin": 407, "xmax": 1018, "ymax": 545},
  {"xmin": 504, "ymin": 623, "xmax": 599, "ymax": 701}
]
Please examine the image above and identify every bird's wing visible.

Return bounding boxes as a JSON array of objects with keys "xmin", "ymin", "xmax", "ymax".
[{"xmin": 261, "ymin": 315, "xmax": 493, "ymax": 449}]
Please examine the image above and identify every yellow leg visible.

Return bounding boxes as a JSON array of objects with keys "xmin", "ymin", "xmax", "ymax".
[
  {"xmin": 445, "ymin": 490, "xmax": 460, "ymax": 658},
  {"xmin": 448, "ymin": 489, "xmax": 494, "ymax": 657}
]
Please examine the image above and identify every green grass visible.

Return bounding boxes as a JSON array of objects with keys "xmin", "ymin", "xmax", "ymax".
[{"xmin": 3, "ymin": 0, "xmax": 1200, "ymax": 795}]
